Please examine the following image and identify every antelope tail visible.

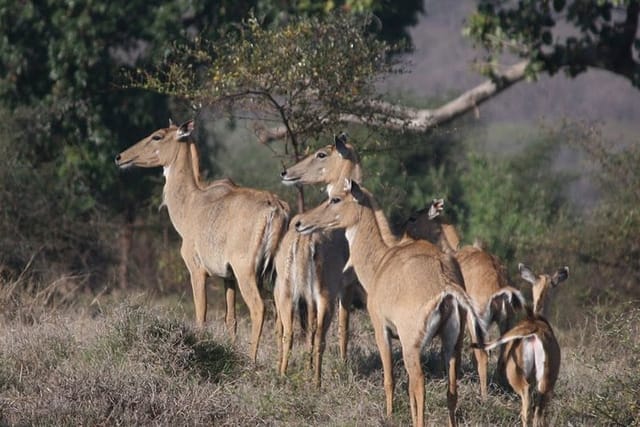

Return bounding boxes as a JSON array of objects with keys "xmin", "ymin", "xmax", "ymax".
[
  {"xmin": 472, "ymin": 331, "xmax": 538, "ymax": 351},
  {"xmin": 484, "ymin": 286, "xmax": 526, "ymax": 326},
  {"xmin": 472, "ymin": 332, "xmax": 547, "ymax": 386},
  {"xmin": 444, "ymin": 286, "xmax": 487, "ymax": 347},
  {"xmin": 257, "ymin": 199, "xmax": 290, "ymax": 278}
]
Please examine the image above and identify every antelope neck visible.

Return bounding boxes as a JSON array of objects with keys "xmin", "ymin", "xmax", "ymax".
[
  {"xmin": 162, "ymin": 142, "xmax": 200, "ymax": 237},
  {"xmin": 344, "ymin": 204, "xmax": 389, "ymax": 293}
]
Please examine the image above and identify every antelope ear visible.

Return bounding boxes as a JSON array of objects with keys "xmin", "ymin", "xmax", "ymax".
[
  {"xmin": 427, "ymin": 198, "xmax": 444, "ymax": 220},
  {"xmin": 177, "ymin": 120, "xmax": 195, "ymax": 141},
  {"xmin": 518, "ymin": 263, "xmax": 537, "ymax": 285},
  {"xmin": 343, "ymin": 177, "xmax": 351, "ymax": 192},
  {"xmin": 551, "ymin": 266, "xmax": 569, "ymax": 287},
  {"xmin": 335, "ymin": 132, "xmax": 350, "ymax": 158},
  {"xmin": 350, "ymin": 180, "xmax": 366, "ymax": 203},
  {"xmin": 169, "ymin": 118, "xmax": 174, "ymax": 127}
]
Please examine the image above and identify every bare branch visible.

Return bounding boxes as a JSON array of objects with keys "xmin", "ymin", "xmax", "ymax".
[{"xmin": 261, "ymin": 60, "xmax": 529, "ymax": 140}]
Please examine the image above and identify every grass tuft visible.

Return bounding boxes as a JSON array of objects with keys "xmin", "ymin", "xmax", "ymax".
[{"xmin": 0, "ymin": 291, "xmax": 638, "ymax": 425}]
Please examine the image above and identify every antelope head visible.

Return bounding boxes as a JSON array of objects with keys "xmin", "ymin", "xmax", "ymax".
[
  {"xmin": 280, "ymin": 133, "xmax": 359, "ymax": 186},
  {"xmin": 519, "ymin": 263, "xmax": 569, "ymax": 316},
  {"xmin": 403, "ymin": 198, "xmax": 444, "ymax": 240},
  {"xmin": 115, "ymin": 120, "xmax": 194, "ymax": 169},
  {"xmin": 295, "ymin": 179, "xmax": 369, "ymax": 235}
]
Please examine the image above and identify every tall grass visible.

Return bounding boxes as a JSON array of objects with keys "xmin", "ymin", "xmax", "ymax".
[{"xmin": 1, "ymin": 280, "xmax": 638, "ymax": 426}]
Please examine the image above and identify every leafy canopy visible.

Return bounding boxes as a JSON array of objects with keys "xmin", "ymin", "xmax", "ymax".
[
  {"xmin": 465, "ymin": 0, "xmax": 640, "ymax": 86},
  {"xmin": 135, "ymin": 12, "xmax": 397, "ymax": 146}
]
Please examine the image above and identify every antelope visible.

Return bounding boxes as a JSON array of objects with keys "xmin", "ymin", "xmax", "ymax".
[
  {"xmin": 295, "ymin": 180, "xmax": 485, "ymax": 427},
  {"xmin": 474, "ymin": 263, "xmax": 569, "ymax": 427},
  {"xmin": 403, "ymin": 199, "xmax": 460, "ymax": 252},
  {"xmin": 115, "ymin": 119, "xmax": 290, "ymax": 362},
  {"xmin": 275, "ymin": 134, "xmax": 362, "ymax": 368},
  {"xmin": 404, "ymin": 199, "xmax": 525, "ymax": 397},
  {"xmin": 273, "ymin": 217, "xmax": 351, "ymax": 387},
  {"xmin": 282, "ymin": 139, "xmax": 496, "ymax": 398},
  {"xmin": 281, "ymin": 134, "xmax": 398, "ymax": 246}
]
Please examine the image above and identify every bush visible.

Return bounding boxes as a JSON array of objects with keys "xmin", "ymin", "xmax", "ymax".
[
  {"xmin": 0, "ymin": 303, "xmax": 240, "ymax": 425},
  {"xmin": 457, "ymin": 133, "xmax": 570, "ymax": 262},
  {"xmin": 0, "ymin": 107, "xmax": 117, "ymax": 289}
]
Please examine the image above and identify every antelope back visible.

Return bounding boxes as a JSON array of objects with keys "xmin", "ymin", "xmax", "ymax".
[{"xmin": 457, "ymin": 247, "xmax": 507, "ymax": 302}]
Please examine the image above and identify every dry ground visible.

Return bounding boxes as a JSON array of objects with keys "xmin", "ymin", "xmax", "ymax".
[{"xmin": 0, "ymin": 283, "xmax": 638, "ymax": 426}]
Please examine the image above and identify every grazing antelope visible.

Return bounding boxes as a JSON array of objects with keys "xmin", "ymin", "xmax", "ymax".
[
  {"xmin": 404, "ymin": 200, "xmax": 525, "ymax": 397},
  {"xmin": 474, "ymin": 263, "xmax": 569, "ymax": 427},
  {"xmin": 115, "ymin": 119, "xmax": 290, "ymax": 362},
  {"xmin": 295, "ymin": 180, "xmax": 485, "ymax": 427}
]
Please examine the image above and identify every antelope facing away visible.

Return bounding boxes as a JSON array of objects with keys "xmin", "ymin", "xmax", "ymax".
[
  {"xmin": 295, "ymin": 180, "xmax": 485, "ymax": 427},
  {"xmin": 404, "ymin": 199, "xmax": 525, "ymax": 397},
  {"xmin": 115, "ymin": 120, "xmax": 290, "ymax": 362},
  {"xmin": 474, "ymin": 263, "xmax": 569, "ymax": 427}
]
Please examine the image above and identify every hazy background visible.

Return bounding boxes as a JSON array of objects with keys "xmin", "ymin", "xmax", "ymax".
[{"xmin": 386, "ymin": 0, "xmax": 640, "ymax": 125}]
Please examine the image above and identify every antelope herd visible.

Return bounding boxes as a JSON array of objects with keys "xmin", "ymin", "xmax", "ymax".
[{"xmin": 116, "ymin": 120, "xmax": 570, "ymax": 427}]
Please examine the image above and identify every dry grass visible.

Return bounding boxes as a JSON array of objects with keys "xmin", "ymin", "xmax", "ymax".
[{"xmin": 0, "ymin": 280, "xmax": 638, "ymax": 426}]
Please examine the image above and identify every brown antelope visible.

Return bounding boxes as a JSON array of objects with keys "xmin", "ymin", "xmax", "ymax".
[
  {"xmin": 404, "ymin": 200, "xmax": 525, "ymax": 397},
  {"xmin": 281, "ymin": 134, "xmax": 398, "ymax": 246},
  {"xmin": 274, "ymin": 134, "xmax": 361, "ymax": 368},
  {"xmin": 283, "ymin": 139, "xmax": 496, "ymax": 398},
  {"xmin": 475, "ymin": 263, "xmax": 568, "ymax": 427},
  {"xmin": 115, "ymin": 120, "xmax": 290, "ymax": 362},
  {"xmin": 273, "ymin": 217, "xmax": 351, "ymax": 387},
  {"xmin": 295, "ymin": 180, "xmax": 485, "ymax": 427},
  {"xmin": 277, "ymin": 134, "xmax": 414, "ymax": 363}
]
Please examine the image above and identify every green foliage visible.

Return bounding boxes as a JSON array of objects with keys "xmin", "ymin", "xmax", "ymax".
[
  {"xmin": 260, "ymin": 0, "xmax": 424, "ymax": 45},
  {"xmin": 137, "ymin": 12, "xmax": 395, "ymax": 151},
  {"xmin": 353, "ymin": 125, "xmax": 466, "ymax": 228},
  {"xmin": 457, "ymin": 132, "xmax": 570, "ymax": 261},
  {"xmin": 0, "ymin": 106, "xmax": 115, "ymax": 282},
  {"xmin": 559, "ymin": 122, "xmax": 640, "ymax": 299},
  {"xmin": 465, "ymin": 0, "xmax": 640, "ymax": 86}
]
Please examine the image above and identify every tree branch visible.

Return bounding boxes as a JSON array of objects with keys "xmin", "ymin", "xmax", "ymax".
[{"xmin": 259, "ymin": 60, "xmax": 530, "ymax": 139}]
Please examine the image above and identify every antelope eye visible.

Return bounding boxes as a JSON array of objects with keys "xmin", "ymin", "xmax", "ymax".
[
  {"xmin": 317, "ymin": 152, "xmax": 327, "ymax": 159},
  {"xmin": 330, "ymin": 197, "xmax": 341, "ymax": 204},
  {"xmin": 152, "ymin": 134, "xmax": 162, "ymax": 141}
]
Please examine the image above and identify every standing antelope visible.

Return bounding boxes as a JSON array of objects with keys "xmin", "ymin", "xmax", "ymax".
[
  {"xmin": 404, "ymin": 200, "xmax": 525, "ymax": 397},
  {"xmin": 281, "ymin": 134, "xmax": 398, "ymax": 246},
  {"xmin": 115, "ymin": 120, "xmax": 290, "ymax": 362},
  {"xmin": 282, "ymin": 140, "xmax": 494, "ymax": 398},
  {"xmin": 295, "ymin": 180, "xmax": 485, "ymax": 427},
  {"xmin": 275, "ymin": 134, "xmax": 362, "ymax": 378},
  {"xmin": 273, "ymin": 217, "xmax": 350, "ymax": 387},
  {"xmin": 474, "ymin": 263, "xmax": 569, "ymax": 427}
]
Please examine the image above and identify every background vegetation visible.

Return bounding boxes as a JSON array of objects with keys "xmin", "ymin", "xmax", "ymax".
[{"xmin": 1, "ymin": 0, "xmax": 639, "ymax": 425}]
